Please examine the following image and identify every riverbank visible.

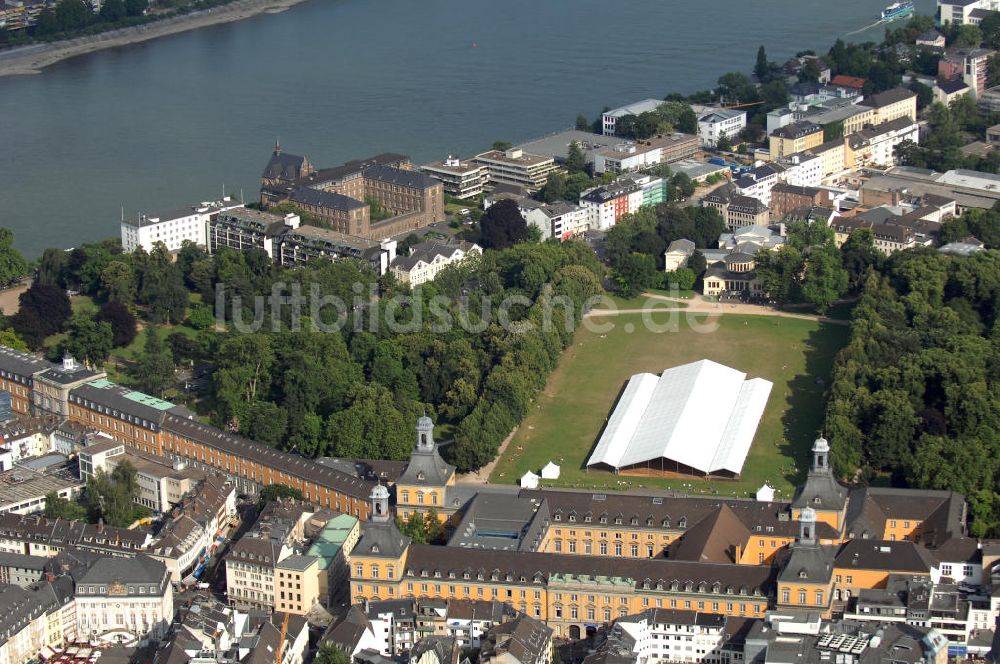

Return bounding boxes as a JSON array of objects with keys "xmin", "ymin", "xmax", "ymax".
[{"xmin": 0, "ymin": 0, "xmax": 310, "ymax": 76}]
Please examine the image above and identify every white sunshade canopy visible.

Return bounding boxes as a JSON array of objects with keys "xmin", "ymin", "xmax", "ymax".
[
  {"xmin": 519, "ymin": 471, "xmax": 540, "ymax": 488},
  {"xmin": 540, "ymin": 462, "xmax": 561, "ymax": 479},
  {"xmin": 586, "ymin": 359, "xmax": 772, "ymax": 475}
]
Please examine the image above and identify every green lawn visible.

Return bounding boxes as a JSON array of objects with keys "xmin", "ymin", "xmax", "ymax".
[
  {"xmin": 603, "ymin": 294, "xmax": 688, "ymax": 310},
  {"xmin": 489, "ymin": 312, "xmax": 848, "ymax": 500}
]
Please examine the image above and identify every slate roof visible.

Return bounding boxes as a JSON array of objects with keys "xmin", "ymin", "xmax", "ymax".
[
  {"xmin": 391, "ymin": 240, "xmax": 479, "ymax": 272},
  {"xmin": 355, "ymin": 521, "xmax": 411, "ymax": 559},
  {"xmin": 322, "ymin": 605, "xmax": 374, "ymax": 653},
  {"xmin": 403, "ymin": 544, "xmax": 776, "ymax": 596},
  {"xmin": 411, "ymin": 635, "xmax": 459, "ymax": 664},
  {"xmin": 288, "ymin": 187, "xmax": 367, "ymax": 212},
  {"xmin": 778, "ymin": 543, "xmax": 837, "ymax": 584},
  {"xmin": 162, "ymin": 410, "xmax": 374, "ymax": 500},
  {"xmin": 481, "ymin": 614, "xmax": 552, "ymax": 664},
  {"xmin": 860, "ymin": 87, "xmax": 916, "ymax": 109},
  {"xmin": 834, "ymin": 539, "xmax": 934, "ymax": 573},
  {"xmin": 938, "ymin": 78, "xmax": 970, "ymax": 95},
  {"xmin": 0, "ymin": 346, "xmax": 56, "ymax": 380},
  {"xmin": 363, "ymin": 164, "xmax": 440, "ymax": 190},
  {"xmin": 772, "ymin": 121, "xmax": 822, "ymax": 139},
  {"xmin": 262, "ymin": 152, "xmax": 306, "ymax": 181},
  {"xmin": 669, "ymin": 504, "xmax": 752, "ymax": 564},
  {"xmin": 76, "ymin": 554, "xmax": 169, "ymax": 593}
]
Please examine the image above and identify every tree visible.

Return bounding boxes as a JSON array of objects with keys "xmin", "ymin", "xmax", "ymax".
[
  {"xmin": 34, "ymin": 7, "xmax": 59, "ymax": 35},
  {"xmin": 99, "ymin": 0, "xmax": 125, "ymax": 21},
  {"xmin": 315, "ymin": 644, "xmax": 351, "ymax": 664},
  {"xmin": 565, "ymin": 141, "xmax": 586, "ymax": 173},
  {"xmin": 948, "ymin": 23, "xmax": 982, "ymax": 49},
  {"xmin": 44, "ymin": 492, "xmax": 87, "ymax": 521},
  {"xmin": 688, "ymin": 249, "xmax": 707, "ymax": 277},
  {"xmin": 717, "ymin": 72, "xmax": 758, "ymax": 104},
  {"xmin": 759, "ymin": 79, "xmax": 789, "ymax": 111},
  {"xmin": 243, "ymin": 401, "xmax": 288, "ymax": 446},
  {"xmin": 0, "ymin": 229, "xmax": 28, "ymax": 286},
  {"xmin": 538, "ymin": 172, "xmax": 567, "ymax": 203},
  {"xmin": 54, "ymin": 0, "xmax": 92, "ymax": 32},
  {"xmin": 36, "ymin": 248, "xmax": 68, "ymax": 287},
  {"xmin": 981, "ymin": 11, "xmax": 1000, "ymax": 48},
  {"xmin": 130, "ymin": 328, "xmax": 174, "ymax": 397},
  {"xmin": 86, "ymin": 462, "xmax": 147, "ymax": 527},
  {"xmin": 664, "ymin": 267, "xmax": 696, "ymax": 291},
  {"xmin": 574, "ymin": 114, "xmax": 591, "ymax": 131},
  {"xmin": 257, "ymin": 484, "xmax": 303, "ymax": 510},
  {"xmin": 12, "ymin": 282, "xmax": 71, "ymax": 348},
  {"xmin": 97, "ymin": 301, "xmax": 137, "ymax": 347},
  {"xmin": 614, "ymin": 253, "xmax": 657, "ymax": 298},
  {"xmin": 0, "ymin": 329, "xmax": 28, "ymax": 352},
  {"xmin": 492, "ymin": 140, "xmax": 512, "ymax": 151},
  {"xmin": 65, "ymin": 315, "xmax": 113, "ymax": 366},
  {"xmin": 841, "ymin": 228, "xmax": 882, "ymax": 290},
  {"xmin": 479, "ymin": 199, "xmax": 528, "ymax": 249},
  {"xmin": 123, "ymin": 0, "xmax": 146, "ymax": 16},
  {"xmin": 716, "ymin": 131, "xmax": 732, "ymax": 152},
  {"xmin": 908, "ymin": 81, "xmax": 934, "ymax": 110},
  {"xmin": 801, "ymin": 244, "xmax": 849, "ymax": 313},
  {"xmin": 99, "ymin": 261, "xmax": 136, "ymax": 305},
  {"xmin": 799, "ymin": 58, "xmax": 822, "ymax": 83},
  {"xmin": 755, "ymin": 45, "xmax": 771, "ymax": 82}
]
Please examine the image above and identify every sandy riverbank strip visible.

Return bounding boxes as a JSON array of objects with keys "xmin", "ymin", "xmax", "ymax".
[{"xmin": 0, "ymin": 0, "xmax": 309, "ymax": 76}]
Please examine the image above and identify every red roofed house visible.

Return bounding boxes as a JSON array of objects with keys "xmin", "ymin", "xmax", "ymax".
[{"xmin": 830, "ymin": 75, "xmax": 866, "ymax": 93}]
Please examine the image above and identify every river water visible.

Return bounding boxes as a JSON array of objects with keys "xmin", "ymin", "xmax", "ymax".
[{"xmin": 0, "ymin": 0, "xmax": 933, "ymax": 257}]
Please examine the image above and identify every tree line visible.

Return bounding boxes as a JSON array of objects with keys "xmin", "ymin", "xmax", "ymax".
[{"xmin": 824, "ymin": 249, "xmax": 1000, "ymax": 536}]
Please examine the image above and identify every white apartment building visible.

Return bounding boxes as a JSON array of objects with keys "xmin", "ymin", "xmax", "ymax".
[
  {"xmin": 592, "ymin": 134, "xmax": 699, "ymax": 175},
  {"xmin": 602, "ymin": 98, "xmax": 665, "ymax": 135},
  {"xmin": 121, "ymin": 197, "xmax": 243, "ymax": 253},
  {"xmin": 421, "ymin": 157, "xmax": 489, "ymax": 199},
  {"xmin": 472, "ymin": 149, "xmax": 557, "ymax": 191},
  {"xmin": 578, "ymin": 180, "xmax": 645, "ymax": 231},
  {"xmin": 780, "ymin": 152, "xmax": 824, "ymax": 188},
  {"xmin": 75, "ymin": 555, "xmax": 173, "ymax": 647},
  {"xmin": 389, "ymin": 240, "xmax": 482, "ymax": 286},
  {"xmin": 609, "ymin": 609, "xmax": 730, "ymax": 664},
  {"xmin": 697, "ymin": 109, "xmax": 747, "ymax": 147},
  {"xmin": 938, "ymin": 0, "xmax": 1000, "ymax": 25},
  {"xmin": 732, "ymin": 163, "xmax": 786, "ymax": 206},
  {"xmin": 522, "ymin": 202, "xmax": 588, "ymax": 240},
  {"xmin": 847, "ymin": 118, "xmax": 920, "ymax": 170}
]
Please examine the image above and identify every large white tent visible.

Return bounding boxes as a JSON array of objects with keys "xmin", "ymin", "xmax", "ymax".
[{"xmin": 586, "ymin": 359, "xmax": 772, "ymax": 477}]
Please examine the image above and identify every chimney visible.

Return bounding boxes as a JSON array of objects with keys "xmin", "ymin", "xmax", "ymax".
[{"xmin": 97, "ymin": 519, "xmax": 105, "ymax": 533}]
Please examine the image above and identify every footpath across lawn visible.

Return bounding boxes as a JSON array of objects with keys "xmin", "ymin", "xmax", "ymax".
[{"xmin": 488, "ymin": 312, "xmax": 848, "ymax": 500}]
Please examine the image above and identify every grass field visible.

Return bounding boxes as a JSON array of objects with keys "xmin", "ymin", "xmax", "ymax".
[{"xmin": 488, "ymin": 312, "xmax": 849, "ymax": 500}]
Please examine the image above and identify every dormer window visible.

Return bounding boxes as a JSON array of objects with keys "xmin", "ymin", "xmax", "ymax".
[
  {"xmin": 371, "ymin": 544, "xmax": 380, "ymax": 553},
  {"xmin": 678, "ymin": 518, "xmax": 687, "ymax": 528},
  {"xmin": 662, "ymin": 519, "xmax": 671, "ymax": 528},
  {"xmin": 614, "ymin": 516, "xmax": 623, "ymax": 525},
  {"xmin": 799, "ymin": 569, "xmax": 807, "ymax": 579},
  {"xmin": 417, "ymin": 472, "xmax": 425, "ymax": 481},
  {"xmin": 554, "ymin": 513, "xmax": 561, "ymax": 522},
  {"xmin": 568, "ymin": 515, "xmax": 576, "ymax": 523},
  {"xmin": 600, "ymin": 515, "xmax": 608, "ymax": 524},
  {"xmin": 630, "ymin": 517, "xmax": 638, "ymax": 526},
  {"xmin": 584, "ymin": 514, "xmax": 592, "ymax": 523}
]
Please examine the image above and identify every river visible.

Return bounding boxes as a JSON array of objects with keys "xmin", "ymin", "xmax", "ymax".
[{"xmin": 0, "ymin": 0, "xmax": 934, "ymax": 257}]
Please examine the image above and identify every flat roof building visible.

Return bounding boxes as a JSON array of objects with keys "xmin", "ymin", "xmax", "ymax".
[{"xmin": 421, "ymin": 157, "xmax": 489, "ymax": 199}]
